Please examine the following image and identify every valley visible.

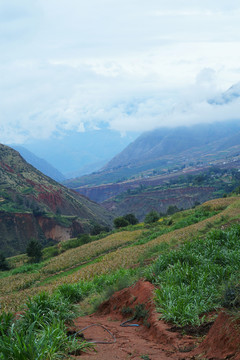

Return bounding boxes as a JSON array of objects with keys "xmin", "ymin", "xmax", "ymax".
[
  {"xmin": 64, "ymin": 122, "xmax": 240, "ymax": 221},
  {"xmin": 1, "ymin": 123, "xmax": 240, "ymax": 359}
]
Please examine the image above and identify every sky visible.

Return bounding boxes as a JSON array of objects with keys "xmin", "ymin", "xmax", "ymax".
[{"xmin": 1, "ymin": 0, "xmax": 240, "ymax": 171}]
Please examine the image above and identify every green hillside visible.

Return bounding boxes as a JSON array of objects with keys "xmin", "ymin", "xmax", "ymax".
[
  {"xmin": 64, "ymin": 121, "xmax": 240, "ymax": 189},
  {"xmin": 0, "ymin": 196, "xmax": 239, "ymax": 358},
  {"xmin": 0, "ymin": 144, "xmax": 113, "ymax": 256}
]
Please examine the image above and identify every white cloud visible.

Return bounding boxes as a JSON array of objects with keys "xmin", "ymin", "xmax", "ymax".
[{"xmin": 1, "ymin": 1, "xmax": 240, "ymax": 144}]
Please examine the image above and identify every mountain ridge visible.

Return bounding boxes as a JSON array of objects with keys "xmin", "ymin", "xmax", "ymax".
[
  {"xmin": 0, "ymin": 144, "xmax": 113, "ymax": 256},
  {"xmin": 12, "ymin": 145, "xmax": 66, "ymax": 182}
]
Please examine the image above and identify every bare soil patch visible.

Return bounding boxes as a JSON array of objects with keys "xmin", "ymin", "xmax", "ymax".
[
  {"xmin": 71, "ymin": 281, "xmax": 197, "ymax": 359},
  {"xmin": 194, "ymin": 311, "xmax": 240, "ymax": 360},
  {"xmin": 69, "ymin": 281, "xmax": 240, "ymax": 359}
]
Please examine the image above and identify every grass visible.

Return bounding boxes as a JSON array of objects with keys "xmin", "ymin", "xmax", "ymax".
[
  {"xmin": 1, "ymin": 197, "xmax": 240, "ymax": 316},
  {"xmin": 1, "ymin": 197, "xmax": 240, "ymax": 312},
  {"xmin": 1, "ymin": 197, "xmax": 240, "ymax": 358},
  {"xmin": 0, "ymin": 292, "xmax": 92, "ymax": 360},
  {"xmin": 144, "ymin": 225, "xmax": 240, "ymax": 326}
]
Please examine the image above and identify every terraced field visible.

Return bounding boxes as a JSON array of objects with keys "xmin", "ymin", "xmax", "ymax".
[{"xmin": 1, "ymin": 196, "xmax": 240, "ymax": 313}]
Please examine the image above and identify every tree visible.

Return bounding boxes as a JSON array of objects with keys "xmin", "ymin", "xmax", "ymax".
[
  {"xmin": 166, "ymin": 205, "xmax": 179, "ymax": 215},
  {"xmin": 144, "ymin": 210, "xmax": 159, "ymax": 224},
  {"xmin": 0, "ymin": 253, "xmax": 10, "ymax": 271},
  {"xmin": 77, "ymin": 234, "xmax": 91, "ymax": 245},
  {"xmin": 124, "ymin": 214, "xmax": 139, "ymax": 225},
  {"xmin": 114, "ymin": 217, "xmax": 129, "ymax": 228},
  {"xmin": 26, "ymin": 239, "xmax": 42, "ymax": 263},
  {"xmin": 90, "ymin": 224, "xmax": 110, "ymax": 236}
]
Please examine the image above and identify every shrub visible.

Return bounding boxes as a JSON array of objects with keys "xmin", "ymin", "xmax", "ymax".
[
  {"xmin": 78, "ymin": 234, "xmax": 91, "ymax": 245},
  {"xmin": 124, "ymin": 214, "xmax": 139, "ymax": 225},
  {"xmin": 114, "ymin": 217, "xmax": 129, "ymax": 228},
  {"xmin": 222, "ymin": 282, "xmax": 240, "ymax": 308},
  {"xmin": 0, "ymin": 253, "xmax": 10, "ymax": 271},
  {"xmin": 26, "ymin": 239, "xmax": 42, "ymax": 263},
  {"xmin": 144, "ymin": 211, "xmax": 159, "ymax": 224},
  {"xmin": 166, "ymin": 205, "xmax": 179, "ymax": 215},
  {"xmin": 90, "ymin": 224, "xmax": 110, "ymax": 235}
]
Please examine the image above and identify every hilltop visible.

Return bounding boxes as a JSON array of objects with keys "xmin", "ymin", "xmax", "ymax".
[{"xmin": 0, "ymin": 144, "xmax": 113, "ymax": 256}]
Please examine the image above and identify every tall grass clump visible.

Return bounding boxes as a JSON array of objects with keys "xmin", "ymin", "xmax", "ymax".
[
  {"xmin": 18, "ymin": 291, "xmax": 77, "ymax": 332},
  {"xmin": 0, "ymin": 292, "xmax": 92, "ymax": 359},
  {"xmin": 144, "ymin": 225, "xmax": 240, "ymax": 326},
  {"xmin": 57, "ymin": 268, "xmax": 139, "ymax": 307}
]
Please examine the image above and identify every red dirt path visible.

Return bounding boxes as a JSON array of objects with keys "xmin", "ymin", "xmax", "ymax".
[
  {"xmin": 72, "ymin": 281, "xmax": 197, "ymax": 359},
  {"xmin": 70, "ymin": 281, "xmax": 240, "ymax": 360}
]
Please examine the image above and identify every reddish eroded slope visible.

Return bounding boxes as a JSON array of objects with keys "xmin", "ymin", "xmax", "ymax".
[
  {"xmin": 72, "ymin": 281, "xmax": 197, "ymax": 360},
  {"xmin": 194, "ymin": 311, "xmax": 240, "ymax": 360},
  {"xmin": 71, "ymin": 281, "xmax": 240, "ymax": 360}
]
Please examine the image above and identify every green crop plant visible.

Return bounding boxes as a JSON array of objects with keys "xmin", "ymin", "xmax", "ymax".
[
  {"xmin": 145, "ymin": 225, "xmax": 240, "ymax": 326},
  {"xmin": 0, "ymin": 290, "xmax": 92, "ymax": 360}
]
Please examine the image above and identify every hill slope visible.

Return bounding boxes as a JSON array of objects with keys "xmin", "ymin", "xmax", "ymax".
[
  {"xmin": 12, "ymin": 145, "xmax": 65, "ymax": 182},
  {"xmin": 65, "ymin": 120, "xmax": 240, "ymax": 190},
  {"xmin": 1, "ymin": 196, "xmax": 240, "ymax": 360},
  {"xmin": 0, "ymin": 144, "xmax": 113, "ymax": 256},
  {"xmin": 64, "ymin": 121, "xmax": 240, "ymax": 220}
]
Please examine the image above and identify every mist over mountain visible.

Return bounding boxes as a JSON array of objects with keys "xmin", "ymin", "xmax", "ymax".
[
  {"xmin": 21, "ymin": 129, "xmax": 139, "ymax": 176},
  {"xmin": 103, "ymin": 121, "xmax": 240, "ymax": 171},
  {"xmin": 12, "ymin": 145, "xmax": 65, "ymax": 182},
  {"xmin": 64, "ymin": 120, "xmax": 240, "ymax": 190}
]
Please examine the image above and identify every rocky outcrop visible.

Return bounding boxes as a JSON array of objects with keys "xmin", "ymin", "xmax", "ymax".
[
  {"xmin": 0, "ymin": 143, "xmax": 113, "ymax": 256},
  {"xmin": 0, "ymin": 212, "xmax": 84, "ymax": 257}
]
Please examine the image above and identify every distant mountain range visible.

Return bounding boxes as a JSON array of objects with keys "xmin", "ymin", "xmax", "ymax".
[
  {"xmin": 64, "ymin": 120, "xmax": 240, "ymax": 220},
  {"xmin": 0, "ymin": 144, "xmax": 113, "ymax": 256},
  {"xmin": 65, "ymin": 120, "xmax": 240, "ymax": 189},
  {"xmin": 12, "ymin": 146, "xmax": 66, "ymax": 182},
  {"xmin": 103, "ymin": 121, "xmax": 240, "ymax": 171},
  {"xmin": 14, "ymin": 129, "xmax": 139, "ymax": 176}
]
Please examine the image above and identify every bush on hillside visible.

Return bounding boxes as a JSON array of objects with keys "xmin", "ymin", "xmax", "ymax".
[
  {"xmin": 124, "ymin": 213, "xmax": 139, "ymax": 225},
  {"xmin": 114, "ymin": 213, "xmax": 139, "ymax": 228},
  {"xmin": 26, "ymin": 239, "xmax": 42, "ymax": 263},
  {"xmin": 114, "ymin": 216, "xmax": 130, "ymax": 228},
  {"xmin": 0, "ymin": 253, "xmax": 10, "ymax": 271},
  {"xmin": 166, "ymin": 205, "xmax": 179, "ymax": 215},
  {"xmin": 90, "ymin": 224, "xmax": 110, "ymax": 235},
  {"xmin": 144, "ymin": 210, "xmax": 159, "ymax": 224}
]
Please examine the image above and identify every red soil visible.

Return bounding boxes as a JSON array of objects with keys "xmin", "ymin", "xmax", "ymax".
[
  {"xmin": 71, "ymin": 281, "xmax": 240, "ymax": 359},
  {"xmin": 72, "ymin": 281, "xmax": 197, "ymax": 359},
  {"xmin": 194, "ymin": 311, "xmax": 240, "ymax": 360}
]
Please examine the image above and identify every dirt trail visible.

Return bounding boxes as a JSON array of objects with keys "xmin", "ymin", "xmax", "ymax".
[
  {"xmin": 70, "ymin": 281, "xmax": 240, "ymax": 360},
  {"xmin": 73, "ymin": 315, "xmax": 179, "ymax": 359},
  {"xmin": 71, "ymin": 281, "xmax": 197, "ymax": 360}
]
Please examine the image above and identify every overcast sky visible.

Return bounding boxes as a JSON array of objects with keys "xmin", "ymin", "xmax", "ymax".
[{"xmin": 1, "ymin": 0, "xmax": 240, "ymax": 145}]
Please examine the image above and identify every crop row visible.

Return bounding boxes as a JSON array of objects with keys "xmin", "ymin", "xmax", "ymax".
[
  {"xmin": 41, "ymin": 229, "xmax": 142, "ymax": 274},
  {"xmin": 1, "ymin": 197, "xmax": 240, "ymax": 312},
  {"xmin": 0, "ymin": 272, "xmax": 40, "ymax": 295}
]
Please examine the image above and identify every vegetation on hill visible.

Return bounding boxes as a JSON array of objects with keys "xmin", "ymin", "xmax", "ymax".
[
  {"xmin": 100, "ymin": 167, "xmax": 240, "ymax": 221},
  {"xmin": 12, "ymin": 145, "xmax": 66, "ymax": 182},
  {"xmin": 0, "ymin": 195, "xmax": 240, "ymax": 358},
  {"xmin": 64, "ymin": 121, "xmax": 240, "ymax": 189},
  {"xmin": 0, "ymin": 143, "xmax": 113, "ymax": 256}
]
